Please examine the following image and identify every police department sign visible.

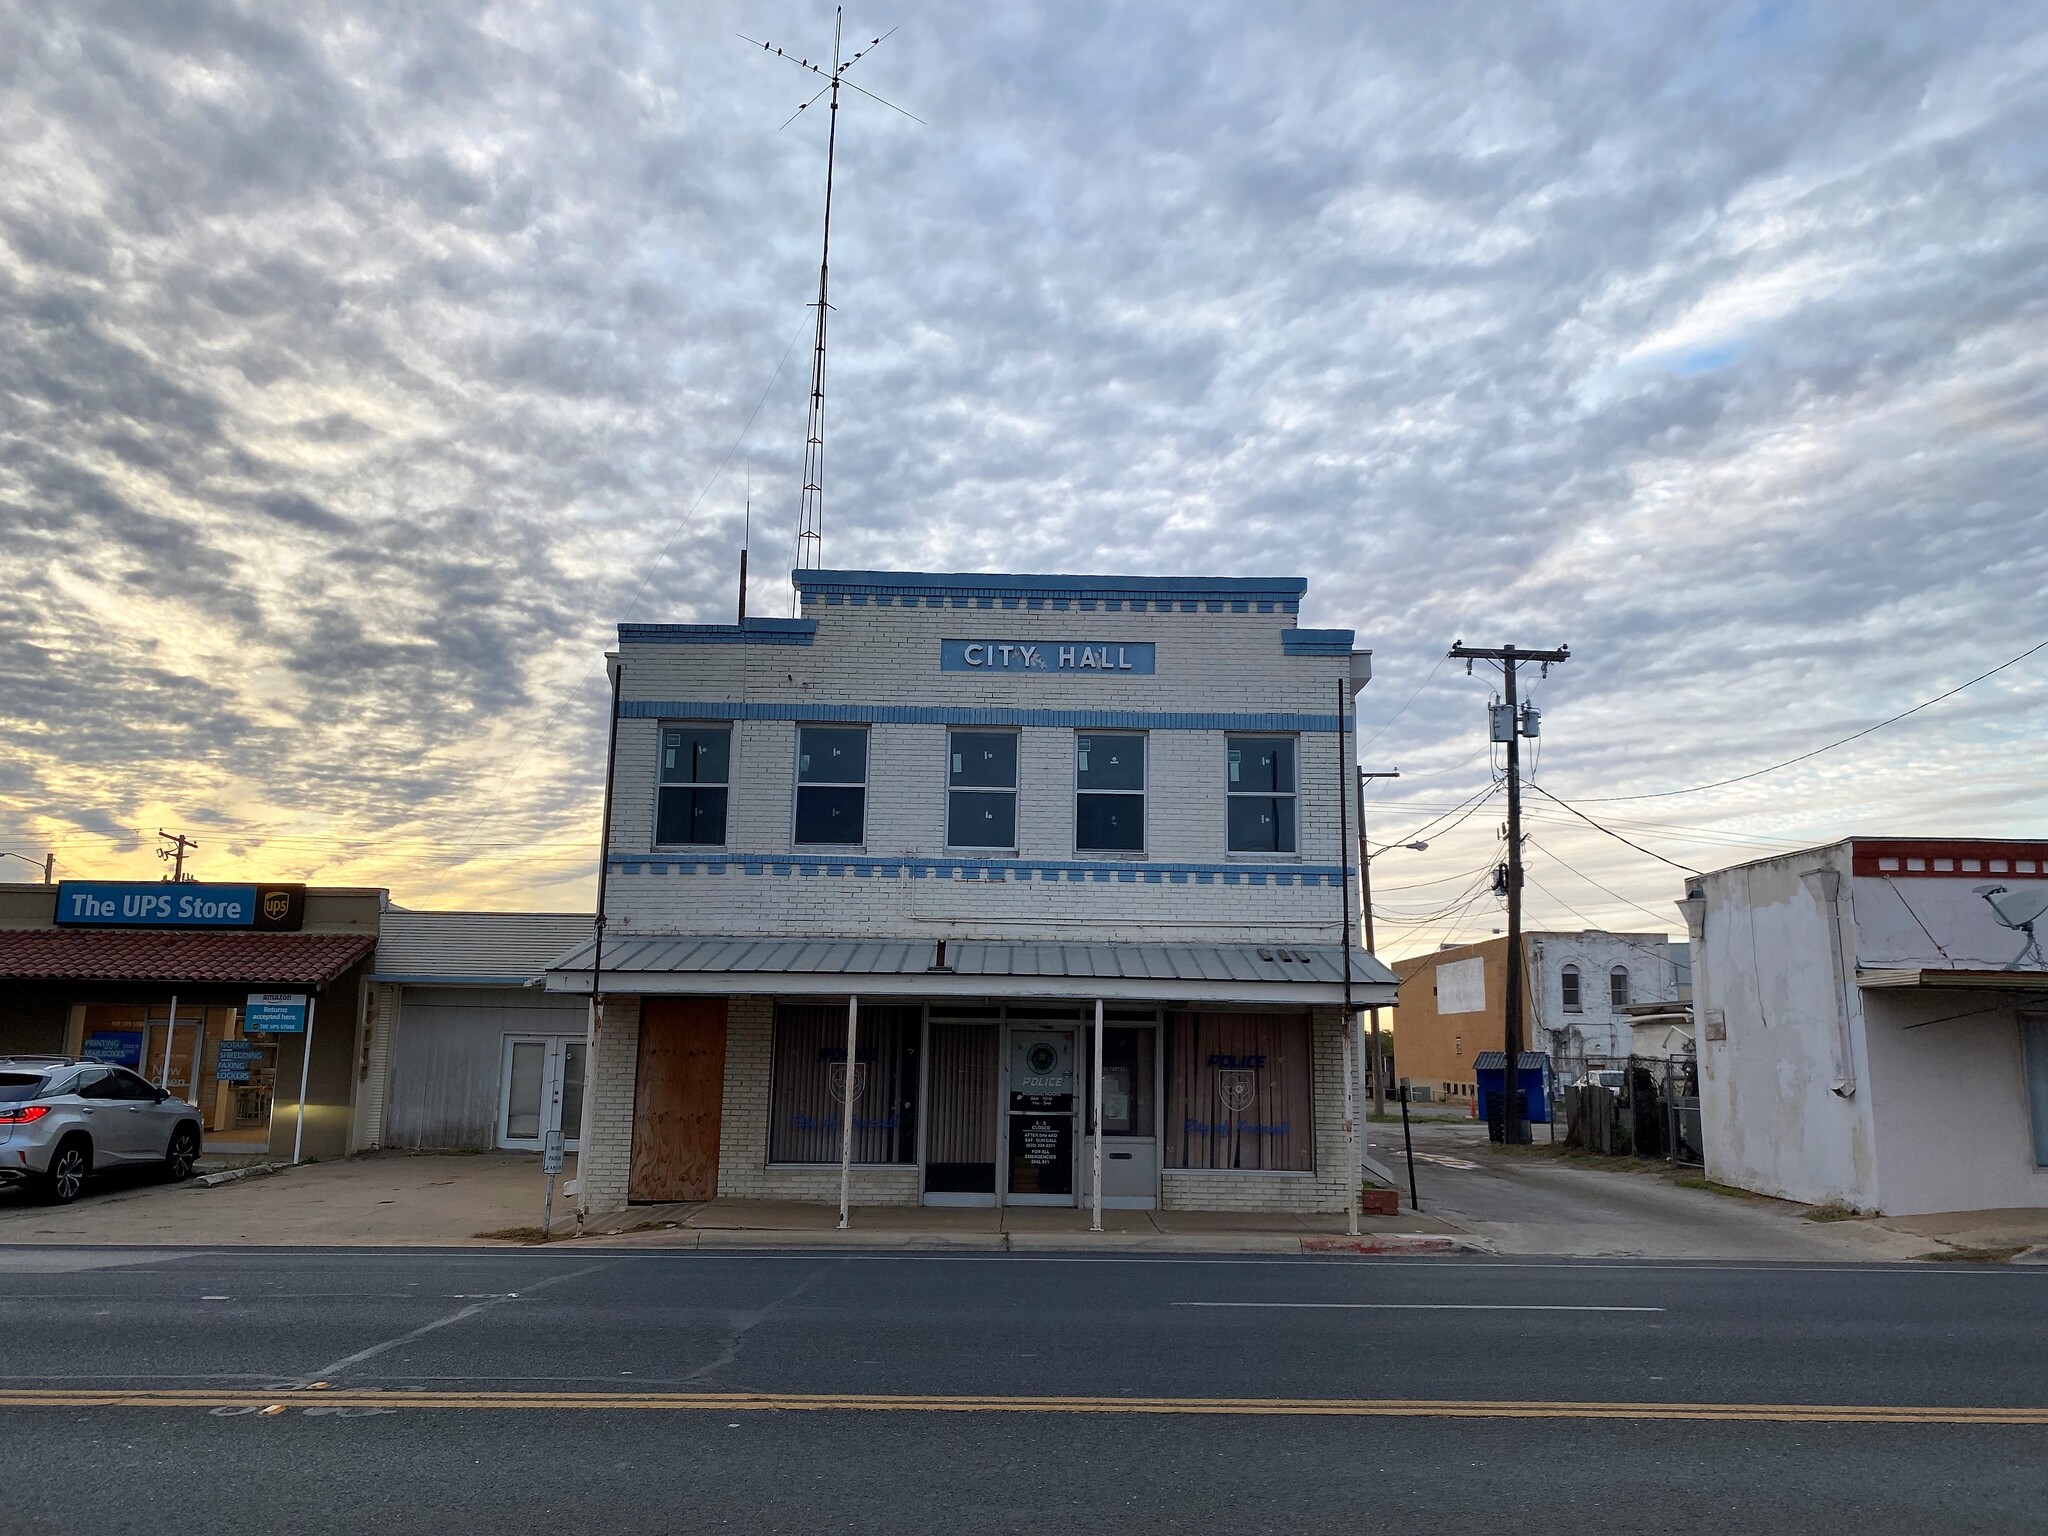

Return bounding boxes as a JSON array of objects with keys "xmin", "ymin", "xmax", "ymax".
[{"xmin": 941, "ymin": 640, "xmax": 1156, "ymax": 675}]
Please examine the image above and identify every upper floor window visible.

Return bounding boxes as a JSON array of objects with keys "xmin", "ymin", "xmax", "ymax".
[
  {"xmin": 795, "ymin": 726, "xmax": 867, "ymax": 846},
  {"xmin": 1610, "ymin": 966, "xmax": 1631, "ymax": 1008},
  {"xmin": 657, "ymin": 725, "xmax": 730, "ymax": 846},
  {"xmin": 1226, "ymin": 736, "xmax": 1297, "ymax": 853},
  {"xmin": 1075, "ymin": 733, "xmax": 1144, "ymax": 853},
  {"xmin": 1560, "ymin": 964, "xmax": 1582, "ymax": 1013},
  {"xmin": 948, "ymin": 730, "xmax": 1018, "ymax": 849}
]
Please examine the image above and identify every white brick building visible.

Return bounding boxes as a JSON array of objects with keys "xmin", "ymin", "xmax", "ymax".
[{"xmin": 547, "ymin": 570, "xmax": 1396, "ymax": 1217}]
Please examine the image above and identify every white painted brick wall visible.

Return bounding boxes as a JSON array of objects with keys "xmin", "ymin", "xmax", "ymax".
[
  {"xmin": 577, "ymin": 995, "xmax": 642, "ymax": 1217},
  {"xmin": 607, "ymin": 596, "xmax": 1360, "ymax": 943}
]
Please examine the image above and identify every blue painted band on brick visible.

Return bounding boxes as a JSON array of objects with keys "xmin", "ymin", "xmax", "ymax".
[
  {"xmin": 620, "ymin": 701, "xmax": 1346, "ymax": 731},
  {"xmin": 608, "ymin": 853, "xmax": 1352, "ymax": 886},
  {"xmin": 620, "ymin": 619, "xmax": 817, "ymax": 646}
]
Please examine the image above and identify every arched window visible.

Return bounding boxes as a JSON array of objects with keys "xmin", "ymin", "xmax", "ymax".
[
  {"xmin": 1560, "ymin": 965, "xmax": 1582, "ymax": 1012},
  {"xmin": 1610, "ymin": 966, "xmax": 1631, "ymax": 1008}
]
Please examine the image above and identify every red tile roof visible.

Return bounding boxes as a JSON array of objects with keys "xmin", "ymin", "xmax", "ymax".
[{"xmin": 0, "ymin": 929, "xmax": 375, "ymax": 985}]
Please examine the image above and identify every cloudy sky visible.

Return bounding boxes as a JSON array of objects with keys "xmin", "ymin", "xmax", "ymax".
[{"xmin": 2, "ymin": 0, "xmax": 2044, "ymax": 954}]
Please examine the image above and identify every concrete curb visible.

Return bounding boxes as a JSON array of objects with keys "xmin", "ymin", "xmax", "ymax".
[
  {"xmin": 191, "ymin": 1163, "xmax": 285, "ymax": 1189},
  {"xmin": 540, "ymin": 1228, "xmax": 1479, "ymax": 1255}
]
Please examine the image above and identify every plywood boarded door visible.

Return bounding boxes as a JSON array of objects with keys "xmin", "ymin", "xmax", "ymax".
[{"xmin": 628, "ymin": 998, "xmax": 727, "ymax": 1202}]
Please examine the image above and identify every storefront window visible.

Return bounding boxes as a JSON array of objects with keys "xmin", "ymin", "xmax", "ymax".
[
  {"xmin": 82, "ymin": 1004, "xmax": 274, "ymax": 1150},
  {"xmin": 768, "ymin": 1003, "xmax": 919, "ymax": 1164},
  {"xmin": 1163, "ymin": 1012, "xmax": 1313, "ymax": 1172}
]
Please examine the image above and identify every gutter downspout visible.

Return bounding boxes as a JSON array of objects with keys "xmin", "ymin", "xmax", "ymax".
[
  {"xmin": 1800, "ymin": 867, "xmax": 1858, "ymax": 1098},
  {"xmin": 577, "ymin": 654, "xmax": 625, "ymax": 1231},
  {"xmin": 1336, "ymin": 678, "xmax": 1359, "ymax": 1238}
]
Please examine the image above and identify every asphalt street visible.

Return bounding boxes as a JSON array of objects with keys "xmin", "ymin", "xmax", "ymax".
[{"xmin": 2, "ymin": 1245, "xmax": 2044, "ymax": 1533}]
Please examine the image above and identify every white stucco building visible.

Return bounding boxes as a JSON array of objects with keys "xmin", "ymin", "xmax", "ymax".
[
  {"xmin": 1684, "ymin": 837, "xmax": 2048, "ymax": 1216},
  {"xmin": 1524, "ymin": 931, "xmax": 1685, "ymax": 1065},
  {"xmin": 547, "ymin": 570, "xmax": 1396, "ymax": 1217}
]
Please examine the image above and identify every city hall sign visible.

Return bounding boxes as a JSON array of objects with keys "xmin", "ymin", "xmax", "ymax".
[{"xmin": 940, "ymin": 640, "xmax": 1156, "ymax": 675}]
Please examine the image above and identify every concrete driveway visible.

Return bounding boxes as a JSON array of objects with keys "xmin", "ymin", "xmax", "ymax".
[{"xmin": 1376, "ymin": 1119, "xmax": 1934, "ymax": 1261}]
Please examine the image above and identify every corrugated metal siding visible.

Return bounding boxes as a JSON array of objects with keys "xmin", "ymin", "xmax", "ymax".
[
  {"xmin": 386, "ymin": 987, "xmax": 587, "ymax": 1150},
  {"xmin": 376, "ymin": 912, "xmax": 593, "ymax": 981},
  {"xmin": 545, "ymin": 935, "xmax": 1393, "ymax": 989}
]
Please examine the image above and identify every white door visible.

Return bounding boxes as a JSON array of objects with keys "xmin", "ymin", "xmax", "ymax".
[
  {"xmin": 1080, "ymin": 1022, "xmax": 1160, "ymax": 1210},
  {"xmin": 498, "ymin": 1037, "xmax": 586, "ymax": 1151}
]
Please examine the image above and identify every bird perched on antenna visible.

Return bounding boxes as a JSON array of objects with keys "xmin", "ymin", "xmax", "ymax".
[{"xmin": 1974, "ymin": 884, "xmax": 2048, "ymax": 970}]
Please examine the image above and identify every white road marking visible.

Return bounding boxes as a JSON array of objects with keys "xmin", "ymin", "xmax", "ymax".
[{"xmin": 1174, "ymin": 1302, "xmax": 1665, "ymax": 1312}]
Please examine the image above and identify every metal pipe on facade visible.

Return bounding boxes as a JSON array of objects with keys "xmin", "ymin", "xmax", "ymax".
[
  {"xmin": 1335, "ymin": 679, "xmax": 1360, "ymax": 1237},
  {"xmin": 1091, "ymin": 998, "xmax": 1104, "ymax": 1233},
  {"xmin": 578, "ymin": 657, "xmax": 624, "ymax": 1230},
  {"xmin": 838, "ymin": 995, "xmax": 860, "ymax": 1230}
]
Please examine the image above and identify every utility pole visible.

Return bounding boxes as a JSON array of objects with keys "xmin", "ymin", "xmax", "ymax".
[
  {"xmin": 156, "ymin": 830, "xmax": 198, "ymax": 883},
  {"xmin": 1449, "ymin": 640, "xmax": 1568, "ymax": 1144},
  {"xmin": 1357, "ymin": 768, "xmax": 1401, "ymax": 1117}
]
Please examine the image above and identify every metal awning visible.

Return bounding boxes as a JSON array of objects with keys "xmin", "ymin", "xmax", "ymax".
[
  {"xmin": 1857, "ymin": 968, "xmax": 2048, "ymax": 991},
  {"xmin": 541, "ymin": 934, "xmax": 1397, "ymax": 1007}
]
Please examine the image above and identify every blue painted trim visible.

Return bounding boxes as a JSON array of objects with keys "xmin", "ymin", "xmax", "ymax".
[
  {"xmin": 792, "ymin": 570, "xmax": 1306, "ymax": 610},
  {"xmin": 620, "ymin": 618, "xmax": 816, "ymax": 646},
  {"xmin": 621, "ymin": 701, "xmax": 1345, "ymax": 731},
  {"xmin": 1282, "ymin": 628, "xmax": 1356, "ymax": 656},
  {"xmin": 608, "ymin": 853, "xmax": 1354, "ymax": 886}
]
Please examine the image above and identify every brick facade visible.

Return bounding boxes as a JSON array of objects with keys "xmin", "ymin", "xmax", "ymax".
[{"xmin": 575, "ymin": 572, "xmax": 1382, "ymax": 1219}]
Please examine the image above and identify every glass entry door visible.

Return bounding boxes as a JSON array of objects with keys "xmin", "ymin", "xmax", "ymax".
[
  {"xmin": 1004, "ymin": 1027, "xmax": 1077, "ymax": 1205},
  {"xmin": 1081, "ymin": 1022, "xmax": 1161, "ymax": 1209},
  {"xmin": 924, "ymin": 1021, "xmax": 999, "ymax": 1206},
  {"xmin": 498, "ymin": 1036, "xmax": 587, "ymax": 1151}
]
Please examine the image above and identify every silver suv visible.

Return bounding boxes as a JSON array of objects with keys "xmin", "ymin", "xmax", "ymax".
[{"xmin": 0, "ymin": 1057, "xmax": 204, "ymax": 1204}]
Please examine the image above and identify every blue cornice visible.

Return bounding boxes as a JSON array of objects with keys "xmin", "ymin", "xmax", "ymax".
[
  {"xmin": 620, "ymin": 701, "xmax": 1346, "ymax": 732},
  {"xmin": 1281, "ymin": 629, "xmax": 1356, "ymax": 656},
  {"xmin": 791, "ymin": 570, "xmax": 1306, "ymax": 614},
  {"xmin": 620, "ymin": 618, "xmax": 816, "ymax": 647}
]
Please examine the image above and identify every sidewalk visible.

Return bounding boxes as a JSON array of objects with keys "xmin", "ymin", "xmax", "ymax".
[{"xmin": 0, "ymin": 1152, "xmax": 1467, "ymax": 1254}]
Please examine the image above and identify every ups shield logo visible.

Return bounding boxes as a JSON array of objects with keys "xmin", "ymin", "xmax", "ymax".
[{"xmin": 252, "ymin": 885, "xmax": 305, "ymax": 931}]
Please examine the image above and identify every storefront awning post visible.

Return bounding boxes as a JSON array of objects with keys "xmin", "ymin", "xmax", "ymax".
[
  {"xmin": 159, "ymin": 995, "xmax": 179, "ymax": 1089},
  {"xmin": 838, "ymin": 995, "xmax": 858, "ymax": 1230},
  {"xmin": 292, "ymin": 995, "xmax": 318, "ymax": 1167},
  {"xmin": 1343, "ymin": 1026, "xmax": 1360, "ymax": 1238},
  {"xmin": 1091, "ymin": 998, "xmax": 1104, "ymax": 1234}
]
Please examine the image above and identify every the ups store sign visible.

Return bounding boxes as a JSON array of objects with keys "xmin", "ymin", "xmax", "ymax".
[{"xmin": 54, "ymin": 881, "xmax": 307, "ymax": 931}]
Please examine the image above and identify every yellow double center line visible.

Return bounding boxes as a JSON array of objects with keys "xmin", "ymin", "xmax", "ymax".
[{"xmin": 0, "ymin": 1390, "xmax": 2041, "ymax": 1424}]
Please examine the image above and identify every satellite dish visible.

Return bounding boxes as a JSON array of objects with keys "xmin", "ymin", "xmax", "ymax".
[{"xmin": 1974, "ymin": 884, "xmax": 2048, "ymax": 970}]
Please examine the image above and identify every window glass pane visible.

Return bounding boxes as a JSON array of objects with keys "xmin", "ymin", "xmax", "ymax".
[
  {"xmin": 75, "ymin": 1070, "xmax": 117, "ymax": 1100},
  {"xmin": 1077, "ymin": 793, "xmax": 1144, "ymax": 851},
  {"xmin": 1228, "ymin": 737, "xmax": 1294, "ymax": 794},
  {"xmin": 948, "ymin": 790, "xmax": 1017, "ymax": 849},
  {"xmin": 1076, "ymin": 734, "xmax": 1143, "ymax": 791},
  {"xmin": 768, "ymin": 1003, "xmax": 919, "ymax": 1164},
  {"xmin": 798, "ymin": 727, "xmax": 867, "ymax": 784},
  {"xmin": 795, "ymin": 786, "xmax": 866, "ymax": 845},
  {"xmin": 656, "ymin": 786, "xmax": 728, "ymax": 846},
  {"xmin": 1163, "ymin": 1012, "xmax": 1312, "ymax": 1171},
  {"xmin": 949, "ymin": 731, "xmax": 1017, "ymax": 789},
  {"xmin": 558, "ymin": 1042, "xmax": 586, "ymax": 1144},
  {"xmin": 0, "ymin": 1073, "xmax": 45, "ymax": 1103},
  {"xmin": 1561, "ymin": 968, "xmax": 1581, "ymax": 1010},
  {"xmin": 1227, "ymin": 796, "xmax": 1296, "ymax": 854},
  {"xmin": 2025, "ymin": 1016, "xmax": 2048, "ymax": 1168},
  {"xmin": 505, "ymin": 1042, "xmax": 545, "ymax": 1141},
  {"xmin": 660, "ymin": 726, "xmax": 729, "ymax": 785},
  {"xmin": 112, "ymin": 1070, "xmax": 160, "ymax": 1101},
  {"xmin": 1610, "ymin": 969, "xmax": 1630, "ymax": 1007},
  {"xmin": 1086, "ymin": 1026, "xmax": 1156, "ymax": 1137}
]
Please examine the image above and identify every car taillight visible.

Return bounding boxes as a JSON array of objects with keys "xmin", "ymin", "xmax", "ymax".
[{"xmin": 0, "ymin": 1105, "xmax": 50, "ymax": 1124}]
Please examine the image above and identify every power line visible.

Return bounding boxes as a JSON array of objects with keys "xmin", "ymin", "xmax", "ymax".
[
  {"xmin": 1357, "ymin": 653, "xmax": 1447, "ymax": 756},
  {"xmin": 1528, "ymin": 839, "xmax": 1682, "ymax": 932},
  {"xmin": 1525, "ymin": 782, "xmax": 1702, "ymax": 875},
  {"xmin": 1575, "ymin": 635, "xmax": 2048, "ymax": 803}
]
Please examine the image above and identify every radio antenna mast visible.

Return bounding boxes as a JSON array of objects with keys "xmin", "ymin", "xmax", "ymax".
[{"xmin": 741, "ymin": 9, "xmax": 920, "ymax": 614}]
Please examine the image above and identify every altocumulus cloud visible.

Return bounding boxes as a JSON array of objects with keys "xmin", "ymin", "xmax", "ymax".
[{"xmin": 0, "ymin": 0, "xmax": 2043, "ymax": 939}]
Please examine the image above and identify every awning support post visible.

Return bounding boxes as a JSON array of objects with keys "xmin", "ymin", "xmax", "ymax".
[
  {"xmin": 159, "ymin": 995, "xmax": 179, "ymax": 1089},
  {"xmin": 292, "ymin": 995, "xmax": 318, "ymax": 1167},
  {"xmin": 838, "ymin": 994, "xmax": 859, "ymax": 1230},
  {"xmin": 1091, "ymin": 998, "xmax": 1104, "ymax": 1234}
]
